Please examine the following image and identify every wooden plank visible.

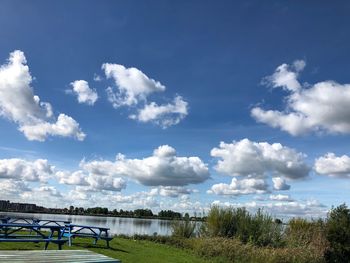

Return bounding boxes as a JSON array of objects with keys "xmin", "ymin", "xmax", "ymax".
[{"xmin": 0, "ymin": 250, "xmax": 121, "ymax": 262}]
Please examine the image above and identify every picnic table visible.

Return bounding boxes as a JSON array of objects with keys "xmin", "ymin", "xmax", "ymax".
[
  {"xmin": 0, "ymin": 250, "xmax": 121, "ymax": 262},
  {"xmin": 64, "ymin": 224, "xmax": 113, "ymax": 247},
  {"xmin": 0, "ymin": 223, "xmax": 67, "ymax": 250}
]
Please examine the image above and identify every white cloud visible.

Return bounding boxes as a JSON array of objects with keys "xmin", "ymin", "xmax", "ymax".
[
  {"xmin": 56, "ymin": 169, "xmax": 126, "ymax": 192},
  {"xmin": 262, "ymin": 60, "xmax": 305, "ymax": 92},
  {"xmin": 56, "ymin": 170, "xmax": 89, "ymax": 185},
  {"xmin": 252, "ymin": 60, "xmax": 350, "ymax": 135},
  {"xmin": 19, "ymin": 114, "xmax": 86, "ymax": 141},
  {"xmin": 269, "ymin": 194, "xmax": 293, "ymax": 202},
  {"xmin": 0, "ymin": 158, "xmax": 54, "ymax": 182},
  {"xmin": 81, "ymin": 145, "xmax": 210, "ymax": 186},
  {"xmin": 20, "ymin": 186, "xmax": 63, "ymax": 207},
  {"xmin": 208, "ymin": 178, "xmax": 269, "ymax": 196},
  {"xmin": 0, "ymin": 180, "xmax": 31, "ymax": 199},
  {"xmin": 103, "ymin": 63, "xmax": 165, "ymax": 107},
  {"xmin": 0, "ymin": 50, "xmax": 85, "ymax": 141},
  {"xmin": 85, "ymin": 175, "xmax": 126, "ymax": 192},
  {"xmin": 130, "ymin": 95, "xmax": 188, "ymax": 128},
  {"xmin": 314, "ymin": 153, "xmax": 350, "ymax": 178},
  {"xmin": 157, "ymin": 186, "xmax": 196, "ymax": 197},
  {"xmin": 272, "ymin": 177, "xmax": 291, "ymax": 190},
  {"xmin": 211, "ymin": 138, "xmax": 309, "ymax": 179},
  {"xmin": 70, "ymin": 80, "xmax": 98, "ymax": 105}
]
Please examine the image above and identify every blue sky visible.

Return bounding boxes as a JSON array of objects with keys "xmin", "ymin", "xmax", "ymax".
[{"xmin": 0, "ymin": 0, "xmax": 350, "ymax": 217}]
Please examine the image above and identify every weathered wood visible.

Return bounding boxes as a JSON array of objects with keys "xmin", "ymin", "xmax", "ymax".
[{"xmin": 0, "ymin": 250, "xmax": 121, "ymax": 262}]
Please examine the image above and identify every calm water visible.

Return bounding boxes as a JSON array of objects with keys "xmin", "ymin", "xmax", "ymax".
[{"xmin": 0, "ymin": 212, "xmax": 173, "ymax": 236}]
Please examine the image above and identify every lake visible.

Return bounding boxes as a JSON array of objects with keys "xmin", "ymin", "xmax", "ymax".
[{"xmin": 0, "ymin": 212, "xmax": 173, "ymax": 236}]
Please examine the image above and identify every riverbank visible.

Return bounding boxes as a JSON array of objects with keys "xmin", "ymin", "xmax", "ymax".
[
  {"xmin": 0, "ymin": 236, "xmax": 223, "ymax": 263},
  {"xmin": 0, "ymin": 235, "xmax": 324, "ymax": 263}
]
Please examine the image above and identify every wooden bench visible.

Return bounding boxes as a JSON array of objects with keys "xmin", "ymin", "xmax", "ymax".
[
  {"xmin": 0, "ymin": 250, "xmax": 121, "ymax": 262},
  {"xmin": 64, "ymin": 224, "xmax": 113, "ymax": 247}
]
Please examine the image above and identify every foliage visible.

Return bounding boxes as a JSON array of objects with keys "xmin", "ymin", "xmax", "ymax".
[
  {"xmin": 158, "ymin": 210, "xmax": 182, "ymax": 219},
  {"xmin": 285, "ymin": 218, "xmax": 328, "ymax": 255},
  {"xmin": 203, "ymin": 206, "xmax": 283, "ymax": 247},
  {"xmin": 324, "ymin": 204, "xmax": 350, "ymax": 262},
  {"xmin": 171, "ymin": 218, "xmax": 197, "ymax": 238}
]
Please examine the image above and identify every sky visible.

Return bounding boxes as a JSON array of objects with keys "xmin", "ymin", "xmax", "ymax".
[{"xmin": 0, "ymin": 0, "xmax": 350, "ymax": 218}]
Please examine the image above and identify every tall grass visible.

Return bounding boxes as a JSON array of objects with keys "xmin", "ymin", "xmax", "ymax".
[
  {"xmin": 171, "ymin": 218, "xmax": 197, "ymax": 238},
  {"xmin": 203, "ymin": 206, "xmax": 283, "ymax": 247}
]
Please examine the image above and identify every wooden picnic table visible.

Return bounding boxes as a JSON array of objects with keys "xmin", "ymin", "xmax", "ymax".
[
  {"xmin": 0, "ymin": 250, "xmax": 121, "ymax": 262},
  {"xmin": 64, "ymin": 224, "xmax": 113, "ymax": 247},
  {"xmin": 0, "ymin": 223, "xmax": 67, "ymax": 250}
]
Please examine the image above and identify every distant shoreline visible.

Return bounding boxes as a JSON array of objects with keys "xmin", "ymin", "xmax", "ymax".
[{"xmin": 0, "ymin": 210, "xmax": 204, "ymax": 222}]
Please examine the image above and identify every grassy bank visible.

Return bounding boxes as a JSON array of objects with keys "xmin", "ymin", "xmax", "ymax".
[{"xmin": 0, "ymin": 236, "xmax": 224, "ymax": 263}]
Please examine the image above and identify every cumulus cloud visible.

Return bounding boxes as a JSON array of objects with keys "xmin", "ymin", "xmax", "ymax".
[
  {"xmin": 81, "ymin": 145, "xmax": 210, "ymax": 186},
  {"xmin": 130, "ymin": 95, "xmax": 188, "ymax": 128},
  {"xmin": 19, "ymin": 114, "xmax": 85, "ymax": 141},
  {"xmin": 56, "ymin": 170, "xmax": 126, "ymax": 192},
  {"xmin": 103, "ymin": 63, "xmax": 165, "ymax": 107},
  {"xmin": 20, "ymin": 186, "xmax": 64, "ymax": 207},
  {"xmin": 157, "ymin": 186, "xmax": 197, "ymax": 197},
  {"xmin": 56, "ymin": 170, "xmax": 89, "ymax": 185},
  {"xmin": 211, "ymin": 138, "xmax": 309, "ymax": 179},
  {"xmin": 208, "ymin": 178, "xmax": 269, "ymax": 196},
  {"xmin": 0, "ymin": 158, "xmax": 54, "ymax": 182},
  {"xmin": 0, "ymin": 50, "xmax": 85, "ymax": 141},
  {"xmin": 70, "ymin": 80, "xmax": 98, "ymax": 105},
  {"xmin": 314, "ymin": 153, "xmax": 350, "ymax": 178},
  {"xmin": 0, "ymin": 180, "xmax": 31, "ymax": 199},
  {"xmin": 272, "ymin": 177, "xmax": 291, "ymax": 190},
  {"xmin": 102, "ymin": 62, "xmax": 188, "ymax": 128},
  {"xmin": 269, "ymin": 194, "xmax": 293, "ymax": 202},
  {"xmin": 252, "ymin": 60, "xmax": 350, "ymax": 135}
]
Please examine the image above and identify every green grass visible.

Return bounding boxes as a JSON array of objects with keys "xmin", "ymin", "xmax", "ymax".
[{"xmin": 0, "ymin": 236, "xmax": 224, "ymax": 263}]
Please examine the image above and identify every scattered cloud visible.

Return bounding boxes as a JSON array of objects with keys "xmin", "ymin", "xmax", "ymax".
[
  {"xmin": 130, "ymin": 95, "xmax": 188, "ymax": 128},
  {"xmin": 269, "ymin": 194, "xmax": 293, "ymax": 202},
  {"xmin": 0, "ymin": 180, "xmax": 31, "ymax": 199},
  {"xmin": 211, "ymin": 138, "xmax": 309, "ymax": 179},
  {"xmin": 69, "ymin": 80, "xmax": 98, "ymax": 105},
  {"xmin": 103, "ymin": 63, "xmax": 165, "ymax": 107},
  {"xmin": 314, "ymin": 153, "xmax": 350, "ymax": 178},
  {"xmin": 272, "ymin": 177, "xmax": 291, "ymax": 190},
  {"xmin": 208, "ymin": 178, "xmax": 269, "ymax": 196},
  {"xmin": 157, "ymin": 186, "xmax": 197, "ymax": 197},
  {"xmin": 81, "ymin": 145, "xmax": 210, "ymax": 186},
  {"xmin": 0, "ymin": 50, "xmax": 85, "ymax": 141},
  {"xmin": 102, "ymin": 62, "xmax": 188, "ymax": 128},
  {"xmin": 252, "ymin": 60, "xmax": 350, "ymax": 135},
  {"xmin": 56, "ymin": 169, "xmax": 126, "ymax": 192},
  {"xmin": 0, "ymin": 158, "xmax": 54, "ymax": 182}
]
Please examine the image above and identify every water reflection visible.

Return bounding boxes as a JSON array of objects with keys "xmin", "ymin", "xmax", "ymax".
[{"xmin": 0, "ymin": 212, "xmax": 173, "ymax": 236}]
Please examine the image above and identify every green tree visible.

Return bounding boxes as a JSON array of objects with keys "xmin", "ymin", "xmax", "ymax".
[{"xmin": 325, "ymin": 204, "xmax": 350, "ymax": 262}]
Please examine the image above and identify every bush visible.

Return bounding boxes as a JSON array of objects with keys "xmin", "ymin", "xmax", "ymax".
[
  {"xmin": 203, "ymin": 206, "xmax": 283, "ymax": 247},
  {"xmin": 325, "ymin": 204, "xmax": 350, "ymax": 262},
  {"xmin": 171, "ymin": 218, "xmax": 197, "ymax": 238},
  {"xmin": 285, "ymin": 218, "xmax": 328, "ymax": 258}
]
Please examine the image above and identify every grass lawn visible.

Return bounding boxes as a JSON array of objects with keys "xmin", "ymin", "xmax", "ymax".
[{"xmin": 0, "ymin": 236, "xmax": 225, "ymax": 263}]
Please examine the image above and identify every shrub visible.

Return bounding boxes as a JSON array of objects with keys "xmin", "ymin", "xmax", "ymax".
[
  {"xmin": 171, "ymin": 218, "xmax": 197, "ymax": 238},
  {"xmin": 285, "ymin": 218, "xmax": 328, "ymax": 257},
  {"xmin": 324, "ymin": 204, "xmax": 350, "ymax": 262},
  {"xmin": 203, "ymin": 206, "xmax": 283, "ymax": 247}
]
